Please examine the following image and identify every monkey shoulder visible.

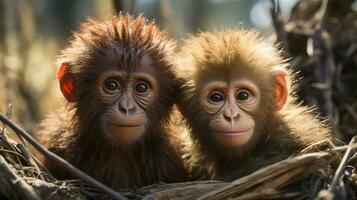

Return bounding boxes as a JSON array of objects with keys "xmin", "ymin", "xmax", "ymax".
[
  {"xmin": 154, "ymin": 130, "xmax": 189, "ymax": 181},
  {"xmin": 33, "ymin": 107, "xmax": 78, "ymax": 178},
  {"xmin": 278, "ymin": 103, "xmax": 333, "ymax": 149},
  {"xmin": 35, "ymin": 107, "xmax": 76, "ymax": 156},
  {"xmin": 183, "ymin": 148, "xmax": 212, "ymax": 180}
]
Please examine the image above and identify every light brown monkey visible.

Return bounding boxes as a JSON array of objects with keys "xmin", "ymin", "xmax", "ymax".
[
  {"xmin": 36, "ymin": 14, "xmax": 187, "ymax": 189},
  {"xmin": 175, "ymin": 30, "xmax": 333, "ymax": 181}
]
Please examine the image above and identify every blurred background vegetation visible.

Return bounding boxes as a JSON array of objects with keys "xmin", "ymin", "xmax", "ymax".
[{"xmin": 0, "ymin": 0, "xmax": 356, "ymax": 141}]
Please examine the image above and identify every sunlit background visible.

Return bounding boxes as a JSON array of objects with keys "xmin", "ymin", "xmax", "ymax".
[{"xmin": 1, "ymin": 0, "xmax": 357, "ymax": 141}]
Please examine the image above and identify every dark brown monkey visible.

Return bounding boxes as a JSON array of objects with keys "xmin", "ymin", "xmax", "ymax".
[
  {"xmin": 36, "ymin": 14, "xmax": 187, "ymax": 189},
  {"xmin": 175, "ymin": 30, "xmax": 333, "ymax": 181}
]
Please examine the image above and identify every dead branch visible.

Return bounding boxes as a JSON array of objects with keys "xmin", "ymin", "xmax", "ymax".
[
  {"xmin": 270, "ymin": 0, "xmax": 290, "ymax": 59},
  {"xmin": 330, "ymin": 136, "xmax": 357, "ymax": 190},
  {"xmin": 0, "ymin": 155, "xmax": 41, "ymax": 200},
  {"xmin": 197, "ymin": 152, "xmax": 333, "ymax": 200},
  {"xmin": 0, "ymin": 114, "xmax": 127, "ymax": 200}
]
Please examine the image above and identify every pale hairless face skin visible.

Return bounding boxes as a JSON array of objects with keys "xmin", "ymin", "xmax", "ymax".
[
  {"xmin": 200, "ymin": 79, "xmax": 260, "ymax": 148},
  {"xmin": 96, "ymin": 56, "xmax": 159, "ymax": 144}
]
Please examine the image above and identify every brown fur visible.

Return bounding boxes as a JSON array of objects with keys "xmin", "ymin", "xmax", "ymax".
[
  {"xmin": 175, "ymin": 30, "xmax": 333, "ymax": 181},
  {"xmin": 36, "ymin": 14, "xmax": 187, "ymax": 189}
]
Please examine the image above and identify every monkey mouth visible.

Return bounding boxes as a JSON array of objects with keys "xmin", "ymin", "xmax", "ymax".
[
  {"xmin": 108, "ymin": 120, "xmax": 144, "ymax": 128},
  {"xmin": 109, "ymin": 123, "xmax": 142, "ymax": 128},
  {"xmin": 105, "ymin": 122, "xmax": 145, "ymax": 143},
  {"xmin": 213, "ymin": 128, "xmax": 253, "ymax": 136}
]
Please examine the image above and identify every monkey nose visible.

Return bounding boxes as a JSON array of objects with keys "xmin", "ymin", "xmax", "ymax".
[
  {"xmin": 223, "ymin": 112, "xmax": 239, "ymax": 123},
  {"xmin": 119, "ymin": 104, "xmax": 135, "ymax": 116},
  {"xmin": 118, "ymin": 99, "xmax": 135, "ymax": 116}
]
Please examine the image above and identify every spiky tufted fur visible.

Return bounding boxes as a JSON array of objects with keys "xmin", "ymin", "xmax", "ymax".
[
  {"xmin": 175, "ymin": 30, "xmax": 333, "ymax": 181},
  {"xmin": 36, "ymin": 14, "xmax": 187, "ymax": 189}
]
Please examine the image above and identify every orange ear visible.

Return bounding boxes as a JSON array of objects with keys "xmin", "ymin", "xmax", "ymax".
[
  {"xmin": 58, "ymin": 63, "xmax": 77, "ymax": 102},
  {"xmin": 274, "ymin": 70, "xmax": 288, "ymax": 111}
]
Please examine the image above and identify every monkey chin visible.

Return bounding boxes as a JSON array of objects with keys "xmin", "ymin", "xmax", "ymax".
[
  {"xmin": 104, "ymin": 122, "xmax": 146, "ymax": 145},
  {"xmin": 212, "ymin": 128, "xmax": 254, "ymax": 148}
]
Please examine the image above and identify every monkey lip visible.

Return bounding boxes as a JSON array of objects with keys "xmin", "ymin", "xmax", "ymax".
[
  {"xmin": 107, "ymin": 116, "xmax": 146, "ymax": 128},
  {"xmin": 109, "ymin": 122, "xmax": 142, "ymax": 128},
  {"xmin": 213, "ymin": 128, "xmax": 253, "ymax": 136}
]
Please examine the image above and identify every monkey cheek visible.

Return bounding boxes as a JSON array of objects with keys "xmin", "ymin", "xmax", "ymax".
[{"xmin": 213, "ymin": 128, "xmax": 254, "ymax": 148}]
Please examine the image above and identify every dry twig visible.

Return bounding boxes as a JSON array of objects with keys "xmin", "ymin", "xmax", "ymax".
[{"xmin": 0, "ymin": 114, "xmax": 127, "ymax": 200}]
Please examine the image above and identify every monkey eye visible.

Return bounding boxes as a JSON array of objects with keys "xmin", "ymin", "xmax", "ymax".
[
  {"xmin": 135, "ymin": 81, "xmax": 149, "ymax": 93},
  {"xmin": 236, "ymin": 90, "xmax": 251, "ymax": 101},
  {"xmin": 209, "ymin": 92, "xmax": 224, "ymax": 103},
  {"xmin": 104, "ymin": 79, "xmax": 120, "ymax": 92}
]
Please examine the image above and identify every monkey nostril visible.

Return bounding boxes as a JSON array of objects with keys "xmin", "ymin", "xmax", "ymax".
[
  {"xmin": 118, "ymin": 105, "xmax": 127, "ymax": 113},
  {"xmin": 233, "ymin": 114, "xmax": 239, "ymax": 120},
  {"xmin": 223, "ymin": 114, "xmax": 232, "ymax": 122},
  {"xmin": 119, "ymin": 106, "xmax": 126, "ymax": 112}
]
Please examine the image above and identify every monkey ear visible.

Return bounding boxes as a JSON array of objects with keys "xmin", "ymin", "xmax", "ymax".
[
  {"xmin": 274, "ymin": 70, "xmax": 288, "ymax": 111},
  {"xmin": 58, "ymin": 63, "xmax": 77, "ymax": 102}
]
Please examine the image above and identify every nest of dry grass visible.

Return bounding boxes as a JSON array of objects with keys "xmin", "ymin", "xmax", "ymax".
[
  {"xmin": 0, "ymin": 115, "xmax": 356, "ymax": 200},
  {"xmin": 1, "ymin": 0, "xmax": 357, "ymax": 199}
]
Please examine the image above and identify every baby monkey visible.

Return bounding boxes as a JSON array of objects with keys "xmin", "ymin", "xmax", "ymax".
[
  {"xmin": 175, "ymin": 30, "xmax": 333, "ymax": 181},
  {"xmin": 36, "ymin": 14, "xmax": 187, "ymax": 189}
]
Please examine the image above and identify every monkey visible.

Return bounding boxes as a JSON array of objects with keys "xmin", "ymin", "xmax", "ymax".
[
  {"xmin": 35, "ymin": 14, "xmax": 187, "ymax": 189},
  {"xmin": 174, "ymin": 29, "xmax": 334, "ymax": 181}
]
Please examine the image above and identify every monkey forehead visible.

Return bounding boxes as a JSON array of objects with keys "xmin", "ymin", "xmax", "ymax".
[
  {"xmin": 101, "ymin": 49, "xmax": 154, "ymax": 70},
  {"xmin": 194, "ymin": 64, "xmax": 272, "ymax": 90}
]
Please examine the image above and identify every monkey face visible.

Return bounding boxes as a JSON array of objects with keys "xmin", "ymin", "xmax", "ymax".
[
  {"xmin": 200, "ymin": 79, "xmax": 260, "ymax": 148},
  {"xmin": 97, "ymin": 67, "xmax": 159, "ymax": 144},
  {"xmin": 90, "ymin": 53, "xmax": 164, "ymax": 145},
  {"xmin": 58, "ymin": 51, "xmax": 174, "ymax": 145}
]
